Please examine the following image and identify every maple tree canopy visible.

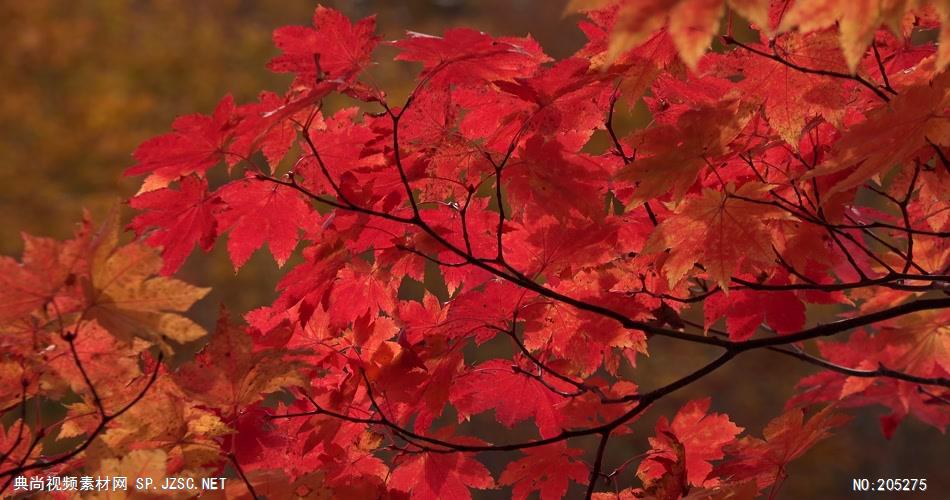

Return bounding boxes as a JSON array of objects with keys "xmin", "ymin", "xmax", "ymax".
[{"xmin": 2, "ymin": 1, "xmax": 949, "ymax": 498}]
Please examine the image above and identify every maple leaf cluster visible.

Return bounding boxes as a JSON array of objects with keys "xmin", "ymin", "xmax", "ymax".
[
  {"xmin": 0, "ymin": 211, "xmax": 307, "ymax": 495},
  {"xmin": 2, "ymin": 1, "xmax": 949, "ymax": 498}
]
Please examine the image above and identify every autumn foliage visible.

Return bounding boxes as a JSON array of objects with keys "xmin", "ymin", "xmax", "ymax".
[{"xmin": 2, "ymin": 0, "xmax": 949, "ymax": 498}]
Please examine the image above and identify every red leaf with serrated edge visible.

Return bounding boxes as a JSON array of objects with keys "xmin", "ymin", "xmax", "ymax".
[
  {"xmin": 500, "ymin": 442, "xmax": 589, "ymax": 500},
  {"xmin": 639, "ymin": 398, "xmax": 743, "ymax": 488},
  {"xmin": 789, "ymin": 322, "xmax": 950, "ymax": 438},
  {"xmin": 296, "ymin": 107, "xmax": 386, "ymax": 197},
  {"xmin": 125, "ymin": 95, "xmax": 236, "ymax": 189},
  {"xmin": 392, "ymin": 28, "xmax": 550, "ymax": 87},
  {"xmin": 172, "ymin": 308, "xmax": 305, "ymax": 416},
  {"xmin": 805, "ymin": 70, "xmax": 950, "ymax": 197},
  {"xmin": 128, "ymin": 175, "xmax": 220, "ymax": 275},
  {"xmin": 228, "ymin": 91, "xmax": 309, "ymax": 170},
  {"xmin": 440, "ymin": 279, "xmax": 529, "ymax": 343},
  {"xmin": 504, "ymin": 136, "xmax": 608, "ymax": 220},
  {"xmin": 715, "ymin": 30, "xmax": 853, "ymax": 146},
  {"xmin": 272, "ymin": 238, "xmax": 348, "ymax": 326},
  {"xmin": 0, "ymin": 228, "xmax": 87, "ymax": 323},
  {"xmin": 389, "ymin": 428, "xmax": 494, "ymax": 500},
  {"xmin": 642, "ymin": 183, "xmax": 788, "ymax": 290},
  {"xmin": 704, "ymin": 273, "xmax": 806, "ymax": 341},
  {"xmin": 268, "ymin": 6, "xmax": 379, "ymax": 85},
  {"xmin": 714, "ymin": 407, "xmax": 850, "ymax": 489},
  {"xmin": 215, "ymin": 176, "xmax": 314, "ymax": 270},
  {"xmin": 327, "ymin": 261, "xmax": 397, "ymax": 326},
  {"xmin": 451, "ymin": 359, "xmax": 569, "ymax": 438}
]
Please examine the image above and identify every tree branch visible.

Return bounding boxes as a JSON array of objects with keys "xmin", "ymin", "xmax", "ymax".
[
  {"xmin": 0, "ymin": 353, "xmax": 164, "ymax": 484},
  {"xmin": 586, "ymin": 432, "xmax": 611, "ymax": 499},
  {"xmin": 722, "ymin": 35, "xmax": 891, "ymax": 102}
]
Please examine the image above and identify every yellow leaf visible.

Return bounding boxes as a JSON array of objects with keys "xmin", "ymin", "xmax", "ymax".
[
  {"xmin": 670, "ymin": 0, "xmax": 725, "ymax": 70},
  {"xmin": 94, "ymin": 449, "xmax": 167, "ymax": 500},
  {"xmin": 778, "ymin": 0, "xmax": 924, "ymax": 73},
  {"xmin": 84, "ymin": 218, "xmax": 210, "ymax": 352},
  {"xmin": 727, "ymin": 0, "xmax": 770, "ymax": 30},
  {"xmin": 570, "ymin": 0, "xmax": 768, "ymax": 69},
  {"xmin": 777, "ymin": 0, "xmax": 842, "ymax": 35},
  {"xmin": 102, "ymin": 379, "xmax": 230, "ymax": 470},
  {"xmin": 609, "ymin": 0, "xmax": 679, "ymax": 63},
  {"xmin": 936, "ymin": 0, "xmax": 950, "ymax": 72}
]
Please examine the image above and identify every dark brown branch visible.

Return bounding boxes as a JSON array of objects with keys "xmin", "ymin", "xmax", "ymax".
[
  {"xmin": 734, "ymin": 297, "xmax": 950, "ymax": 350},
  {"xmin": 682, "ymin": 318, "xmax": 950, "ymax": 389},
  {"xmin": 727, "ymin": 190, "xmax": 950, "ymax": 238},
  {"xmin": 484, "ymin": 115, "xmax": 534, "ymax": 265},
  {"xmin": 728, "ymin": 187, "xmax": 939, "ymax": 282},
  {"xmin": 823, "ymin": 221, "xmax": 947, "ymax": 238},
  {"xmin": 259, "ymin": 173, "xmax": 414, "ymax": 225},
  {"xmin": 730, "ymin": 272, "xmax": 949, "ymax": 292},
  {"xmin": 294, "ymin": 116, "xmax": 363, "ymax": 211},
  {"xmin": 0, "ymin": 353, "xmax": 164, "ymax": 483},
  {"xmin": 926, "ymin": 137, "xmax": 950, "ymax": 174},
  {"xmin": 843, "ymin": 213, "xmax": 928, "ymax": 275},
  {"xmin": 495, "ymin": 322, "xmax": 616, "ymax": 401},
  {"xmin": 395, "ymin": 244, "xmax": 472, "ymax": 267},
  {"xmin": 606, "ymin": 88, "xmax": 657, "ymax": 226},
  {"xmin": 382, "ymin": 103, "xmax": 422, "ymax": 219},
  {"xmin": 273, "ymin": 352, "xmax": 735, "ymax": 453},
  {"xmin": 870, "ymin": 41, "xmax": 896, "ymax": 94},
  {"xmin": 900, "ymin": 168, "xmax": 920, "ymax": 273},
  {"xmin": 831, "ymin": 221, "xmax": 903, "ymax": 275},
  {"xmin": 918, "ymin": 386, "xmax": 950, "ymax": 405},
  {"xmin": 263, "ymin": 164, "xmax": 950, "ymax": 355},
  {"xmin": 65, "ymin": 334, "xmax": 105, "ymax": 417},
  {"xmin": 265, "ymin": 79, "xmax": 950, "ymax": 367},
  {"xmin": 229, "ymin": 453, "xmax": 260, "ymax": 500},
  {"xmin": 512, "ymin": 365, "xmax": 586, "ymax": 398},
  {"xmin": 722, "ymin": 35, "xmax": 891, "ymax": 102},
  {"xmin": 494, "ymin": 163, "xmax": 508, "ymax": 261},
  {"xmin": 773, "ymin": 346, "xmax": 950, "ymax": 388},
  {"xmin": 586, "ymin": 432, "xmax": 611, "ymax": 499},
  {"xmin": 459, "ymin": 187, "xmax": 476, "ymax": 255},
  {"xmin": 827, "ymin": 228, "xmax": 871, "ymax": 279}
]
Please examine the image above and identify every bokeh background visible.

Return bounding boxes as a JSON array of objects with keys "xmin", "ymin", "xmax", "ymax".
[{"xmin": 0, "ymin": 1, "xmax": 945, "ymax": 497}]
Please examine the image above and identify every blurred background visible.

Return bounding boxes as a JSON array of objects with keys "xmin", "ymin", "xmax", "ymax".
[{"xmin": 0, "ymin": 1, "xmax": 944, "ymax": 497}]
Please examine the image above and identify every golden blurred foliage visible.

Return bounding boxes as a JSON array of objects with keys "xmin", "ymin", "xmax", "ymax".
[{"xmin": 0, "ymin": 0, "xmax": 308, "ymax": 252}]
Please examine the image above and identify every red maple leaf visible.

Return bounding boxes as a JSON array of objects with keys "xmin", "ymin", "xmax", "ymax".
[
  {"xmin": 714, "ymin": 407, "xmax": 851, "ymax": 489},
  {"xmin": 389, "ymin": 428, "xmax": 494, "ymax": 500},
  {"xmin": 215, "ymin": 176, "xmax": 315, "ymax": 270},
  {"xmin": 704, "ymin": 272, "xmax": 806, "ymax": 341},
  {"xmin": 392, "ymin": 28, "xmax": 549, "ymax": 87},
  {"xmin": 268, "ymin": 5, "xmax": 379, "ymax": 85},
  {"xmin": 125, "ymin": 95, "xmax": 237, "ymax": 188},
  {"xmin": 451, "ymin": 359, "xmax": 570, "ymax": 438},
  {"xmin": 128, "ymin": 175, "xmax": 221, "ymax": 275},
  {"xmin": 638, "ymin": 398, "xmax": 743, "ymax": 488},
  {"xmin": 500, "ymin": 442, "xmax": 589, "ymax": 500}
]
